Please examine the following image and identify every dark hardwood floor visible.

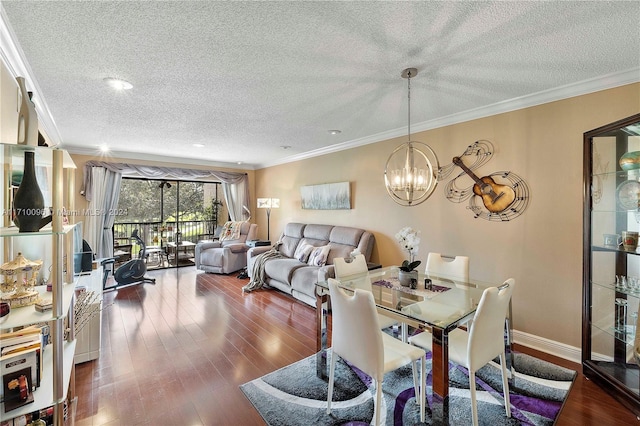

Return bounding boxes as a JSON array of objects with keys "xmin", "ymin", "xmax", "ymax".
[{"xmin": 74, "ymin": 266, "xmax": 638, "ymax": 425}]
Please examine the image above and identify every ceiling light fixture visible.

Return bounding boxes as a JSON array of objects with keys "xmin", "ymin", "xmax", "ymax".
[
  {"xmin": 103, "ymin": 77, "xmax": 133, "ymax": 91},
  {"xmin": 384, "ymin": 68, "xmax": 439, "ymax": 206},
  {"xmin": 193, "ymin": 143, "xmax": 205, "ymax": 148},
  {"xmin": 328, "ymin": 130, "xmax": 341, "ymax": 135},
  {"xmin": 281, "ymin": 145, "xmax": 292, "ymax": 150}
]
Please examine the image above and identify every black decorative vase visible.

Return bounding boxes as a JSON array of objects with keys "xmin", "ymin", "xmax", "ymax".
[{"xmin": 13, "ymin": 151, "xmax": 47, "ymax": 232}]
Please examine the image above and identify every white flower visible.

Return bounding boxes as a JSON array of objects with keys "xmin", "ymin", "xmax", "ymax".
[{"xmin": 395, "ymin": 227, "xmax": 420, "ymax": 261}]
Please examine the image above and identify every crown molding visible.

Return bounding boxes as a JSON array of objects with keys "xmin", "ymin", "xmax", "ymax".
[
  {"xmin": 63, "ymin": 144, "xmax": 254, "ymax": 171},
  {"xmin": 256, "ymin": 68, "xmax": 640, "ymax": 169},
  {"xmin": 0, "ymin": 4, "xmax": 62, "ymax": 146}
]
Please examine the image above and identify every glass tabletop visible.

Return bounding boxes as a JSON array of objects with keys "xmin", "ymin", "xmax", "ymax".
[{"xmin": 317, "ymin": 266, "xmax": 496, "ymax": 331}]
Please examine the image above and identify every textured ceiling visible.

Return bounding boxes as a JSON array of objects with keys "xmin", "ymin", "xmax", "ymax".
[{"xmin": 1, "ymin": 1, "xmax": 639, "ymax": 169}]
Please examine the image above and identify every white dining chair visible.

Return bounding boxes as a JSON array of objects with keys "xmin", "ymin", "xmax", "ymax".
[
  {"xmin": 408, "ymin": 278, "xmax": 515, "ymax": 426},
  {"xmin": 327, "ymin": 279, "xmax": 426, "ymax": 425},
  {"xmin": 426, "ymin": 252, "xmax": 471, "ymax": 328},
  {"xmin": 426, "ymin": 252, "xmax": 469, "ymax": 283},
  {"xmin": 333, "ymin": 255, "xmax": 398, "ymax": 330}
]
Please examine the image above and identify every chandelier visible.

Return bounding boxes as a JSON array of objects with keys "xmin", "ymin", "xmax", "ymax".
[{"xmin": 384, "ymin": 68, "xmax": 439, "ymax": 206}]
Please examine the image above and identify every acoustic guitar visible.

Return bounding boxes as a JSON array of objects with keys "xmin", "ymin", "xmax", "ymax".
[{"xmin": 452, "ymin": 156, "xmax": 516, "ymax": 213}]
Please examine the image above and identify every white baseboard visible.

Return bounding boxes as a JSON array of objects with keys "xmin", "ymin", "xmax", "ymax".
[{"xmin": 512, "ymin": 329, "xmax": 582, "ymax": 364}]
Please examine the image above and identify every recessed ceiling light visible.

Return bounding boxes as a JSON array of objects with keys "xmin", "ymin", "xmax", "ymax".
[
  {"xmin": 193, "ymin": 143, "xmax": 205, "ymax": 148},
  {"xmin": 281, "ymin": 145, "xmax": 292, "ymax": 150},
  {"xmin": 103, "ymin": 77, "xmax": 133, "ymax": 90},
  {"xmin": 328, "ymin": 130, "xmax": 341, "ymax": 135},
  {"xmin": 99, "ymin": 145, "xmax": 110, "ymax": 153},
  {"xmin": 237, "ymin": 161, "xmax": 243, "ymax": 165}
]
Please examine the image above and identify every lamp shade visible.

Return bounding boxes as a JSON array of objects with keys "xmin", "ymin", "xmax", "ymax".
[{"xmin": 257, "ymin": 198, "xmax": 280, "ymax": 209}]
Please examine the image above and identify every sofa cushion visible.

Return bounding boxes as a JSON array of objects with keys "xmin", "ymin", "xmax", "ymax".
[
  {"xmin": 326, "ymin": 243, "xmax": 356, "ymax": 263},
  {"xmin": 330, "ymin": 226, "xmax": 365, "ymax": 246},
  {"xmin": 308, "ymin": 245, "xmax": 330, "ymax": 267},
  {"xmin": 264, "ymin": 258, "xmax": 307, "ymax": 284},
  {"xmin": 293, "ymin": 241, "xmax": 314, "ymax": 262},
  {"xmin": 290, "ymin": 265, "xmax": 323, "ymax": 297},
  {"xmin": 304, "ymin": 224, "xmax": 333, "ymax": 241},
  {"xmin": 278, "ymin": 223, "xmax": 307, "ymax": 258}
]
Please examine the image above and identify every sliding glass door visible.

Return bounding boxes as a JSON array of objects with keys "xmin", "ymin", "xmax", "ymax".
[{"xmin": 115, "ymin": 178, "xmax": 226, "ymax": 269}]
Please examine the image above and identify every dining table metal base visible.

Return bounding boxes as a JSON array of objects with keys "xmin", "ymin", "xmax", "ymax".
[{"xmin": 316, "ymin": 291, "xmax": 329, "ymax": 380}]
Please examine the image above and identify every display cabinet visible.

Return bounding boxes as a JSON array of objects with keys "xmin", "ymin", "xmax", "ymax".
[
  {"xmin": 0, "ymin": 144, "xmax": 77, "ymax": 425},
  {"xmin": 583, "ymin": 113, "xmax": 640, "ymax": 416}
]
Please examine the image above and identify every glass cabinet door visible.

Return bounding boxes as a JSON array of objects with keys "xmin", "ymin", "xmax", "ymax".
[{"xmin": 584, "ymin": 113, "xmax": 640, "ymax": 416}]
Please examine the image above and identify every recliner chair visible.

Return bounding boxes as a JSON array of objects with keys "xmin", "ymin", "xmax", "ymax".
[{"xmin": 195, "ymin": 221, "xmax": 258, "ymax": 274}]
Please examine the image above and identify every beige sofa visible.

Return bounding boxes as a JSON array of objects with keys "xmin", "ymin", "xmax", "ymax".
[{"xmin": 246, "ymin": 222, "xmax": 375, "ymax": 306}]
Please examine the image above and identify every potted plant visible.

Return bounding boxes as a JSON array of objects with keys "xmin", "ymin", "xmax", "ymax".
[
  {"xmin": 203, "ymin": 198, "xmax": 223, "ymax": 236},
  {"xmin": 396, "ymin": 227, "xmax": 421, "ymax": 287}
]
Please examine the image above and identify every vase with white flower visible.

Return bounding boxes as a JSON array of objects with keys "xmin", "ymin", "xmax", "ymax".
[{"xmin": 395, "ymin": 227, "xmax": 421, "ymax": 287}]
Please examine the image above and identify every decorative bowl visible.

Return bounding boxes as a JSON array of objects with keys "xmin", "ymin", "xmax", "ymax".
[{"xmin": 619, "ymin": 151, "xmax": 640, "ymax": 171}]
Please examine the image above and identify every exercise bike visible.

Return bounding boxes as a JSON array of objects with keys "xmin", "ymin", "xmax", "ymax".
[{"xmin": 103, "ymin": 229, "xmax": 156, "ymax": 291}]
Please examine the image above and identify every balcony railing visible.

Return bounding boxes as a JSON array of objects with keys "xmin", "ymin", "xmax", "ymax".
[{"xmin": 113, "ymin": 220, "xmax": 215, "ymax": 259}]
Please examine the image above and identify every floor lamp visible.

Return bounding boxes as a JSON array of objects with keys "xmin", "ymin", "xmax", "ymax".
[{"xmin": 257, "ymin": 198, "xmax": 279, "ymax": 241}]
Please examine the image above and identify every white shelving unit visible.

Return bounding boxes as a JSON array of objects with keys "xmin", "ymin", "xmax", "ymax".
[
  {"xmin": 74, "ymin": 269, "xmax": 103, "ymax": 364},
  {"xmin": 0, "ymin": 144, "xmax": 77, "ymax": 425}
]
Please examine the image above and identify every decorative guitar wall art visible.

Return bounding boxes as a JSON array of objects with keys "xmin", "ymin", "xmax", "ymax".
[{"xmin": 438, "ymin": 140, "xmax": 530, "ymax": 222}]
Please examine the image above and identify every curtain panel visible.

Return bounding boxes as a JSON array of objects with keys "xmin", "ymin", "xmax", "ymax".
[{"xmin": 85, "ymin": 167, "xmax": 123, "ymax": 258}]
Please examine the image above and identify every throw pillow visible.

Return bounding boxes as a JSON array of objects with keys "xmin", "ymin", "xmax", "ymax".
[
  {"xmin": 307, "ymin": 245, "xmax": 330, "ymax": 267},
  {"xmin": 294, "ymin": 242, "xmax": 314, "ymax": 263},
  {"xmin": 219, "ymin": 221, "xmax": 244, "ymax": 242}
]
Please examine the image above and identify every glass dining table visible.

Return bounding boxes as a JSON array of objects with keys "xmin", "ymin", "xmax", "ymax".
[{"xmin": 315, "ymin": 266, "xmax": 513, "ymax": 401}]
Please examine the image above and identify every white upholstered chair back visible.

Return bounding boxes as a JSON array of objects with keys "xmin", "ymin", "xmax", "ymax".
[
  {"xmin": 426, "ymin": 252, "xmax": 469, "ymax": 282},
  {"xmin": 333, "ymin": 255, "xmax": 399, "ymax": 330},
  {"xmin": 408, "ymin": 278, "xmax": 514, "ymax": 426},
  {"xmin": 333, "ymin": 254, "xmax": 372, "ymax": 292},
  {"xmin": 328, "ymin": 278, "xmax": 383, "ymax": 380},
  {"xmin": 466, "ymin": 278, "xmax": 514, "ymax": 370},
  {"xmin": 327, "ymin": 278, "xmax": 426, "ymax": 424},
  {"xmin": 334, "ymin": 254, "xmax": 367, "ymax": 277}
]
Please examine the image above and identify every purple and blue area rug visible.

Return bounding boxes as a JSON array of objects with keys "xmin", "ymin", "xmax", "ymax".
[{"xmin": 240, "ymin": 351, "xmax": 575, "ymax": 425}]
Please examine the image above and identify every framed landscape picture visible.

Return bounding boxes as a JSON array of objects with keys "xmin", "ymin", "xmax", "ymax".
[{"xmin": 300, "ymin": 182, "xmax": 351, "ymax": 210}]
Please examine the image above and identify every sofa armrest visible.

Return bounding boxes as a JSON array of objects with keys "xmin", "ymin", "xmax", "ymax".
[
  {"xmin": 318, "ymin": 264, "xmax": 335, "ymax": 283},
  {"xmin": 246, "ymin": 245, "xmax": 275, "ymax": 279},
  {"xmin": 247, "ymin": 245, "xmax": 272, "ymax": 259},
  {"xmin": 197, "ymin": 241, "xmax": 222, "ymax": 251},
  {"xmin": 226, "ymin": 243, "xmax": 249, "ymax": 254}
]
